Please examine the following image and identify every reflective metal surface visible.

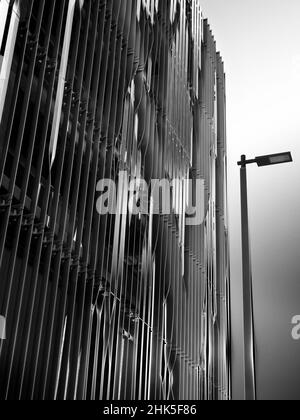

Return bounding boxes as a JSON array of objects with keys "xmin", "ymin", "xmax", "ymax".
[{"xmin": 0, "ymin": 0, "xmax": 231, "ymax": 400}]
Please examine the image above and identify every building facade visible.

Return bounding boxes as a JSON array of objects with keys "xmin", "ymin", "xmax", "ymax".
[{"xmin": 0, "ymin": 0, "xmax": 231, "ymax": 400}]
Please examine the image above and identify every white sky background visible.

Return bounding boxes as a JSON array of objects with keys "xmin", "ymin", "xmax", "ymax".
[{"xmin": 200, "ymin": 0, "xmax": 300, "ymax": 400}]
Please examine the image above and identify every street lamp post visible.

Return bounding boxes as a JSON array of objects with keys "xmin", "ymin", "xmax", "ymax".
[{"xmin": 237, "ymin": 151, "xmax": 293, "ymax": 401}]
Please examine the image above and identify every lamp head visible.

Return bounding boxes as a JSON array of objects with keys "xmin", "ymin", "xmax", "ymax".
[{"xmin": 255, "ymin": 152, "xmax": 293, "ymax": 167}]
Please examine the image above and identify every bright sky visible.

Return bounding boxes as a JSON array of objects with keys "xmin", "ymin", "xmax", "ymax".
[{"xmin": 200, "ymin": 0, "xmax": 300, "ymax": 400}]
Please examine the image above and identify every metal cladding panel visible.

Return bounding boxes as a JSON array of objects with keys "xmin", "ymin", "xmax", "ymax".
[{"xmin": 0, "ymin": 0, "xmax": 231, "ymax": 400}]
